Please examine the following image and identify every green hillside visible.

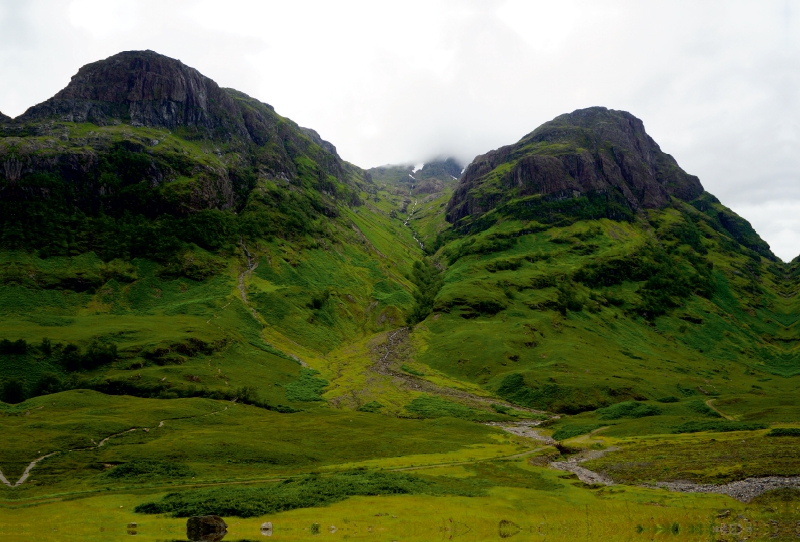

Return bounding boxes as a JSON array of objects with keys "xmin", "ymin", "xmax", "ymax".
[{"xmin": 1, "ymin": 52, "xmax": 798, "ymax": 536}]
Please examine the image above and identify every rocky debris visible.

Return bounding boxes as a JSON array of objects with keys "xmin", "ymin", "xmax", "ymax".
[
  {"xmin": 487, "ymin": 421, "xmax": 555, "ymax": 444},
  {"xmin": 446, "ymin": 107, "xmax": 704, "ymax": 226},
  {"xmin": 653, "ymin": 476, "xmax": 800, "ymax": 503},
  {"xmin": 546, "ymin": 446, "xmax": 619, "ymax": 486},
  {"xmin": 186, "ymin": 515, "xmax": 227, "ymax": 542},
  {"xmin": 550, "ymin": 461, "xmax": 614, "ymax": 486},
  {"xmin": 260, "ymin": 521, "xmax": 273, "ymax": 536},
  {"xmin": 370, "ymin": 328, "xmax": 546, "ymax": 415}
]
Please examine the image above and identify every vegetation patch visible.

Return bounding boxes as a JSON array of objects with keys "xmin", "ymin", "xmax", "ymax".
[
  {"xmin": 671, "ymin": 421, "xmax": 767, "ymax": 434},
  {"xmin": 767, "ymin": 428, "xmax": 800, "ymax": 437},
  {"xmin": 596, "ymin": 401, "xmax": 661, "ymax": 420},
  {"xmin": 284, "ymin": 369, "xmax": 329, "ymax": 402},
  {"xmin": 404, "ymin": 395, "xmax": 504, "ymax": 422},
  {"xmin": 496, "ymin": 373, "xmax": 641, "ymax": 414},
  {"xmin": 134, "ymin": 471, "xmax": 473, "ymax": 518},
  {"xmin": 551, "ymin": 424, "xmax": 605, "ymax": 441},
  {"xmin": 356, "ymin": 401, "xmax": 384, "ymax": 413},
  {"xmin": 686, "ymin": 400, "xmax": 722, "ymax": 418},
  {"xmin": 104, "ymin": 460, "xmax": 194, "ymax": 480}
]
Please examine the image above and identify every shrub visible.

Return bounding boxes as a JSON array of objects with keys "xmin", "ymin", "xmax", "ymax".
[
  {"xmin": 552, "ymin": 424, "xmax": 604, "ymax": 441},
  {"xmin": 672, "ymin": 421, "xmax": 767, "ymax": 434},
  {"xmin": 404, "ymin": 395, "xmax": 503, "ymax": 422},
  {"xmin": 408, "ymin": 259, "xmax": 444, "ymax": 324},
  {"xmin": 686, "ymin": 400, "xmax": 722, "ymax": 418},
  {"xmin": 357, "ymin": 401, "xmax": 384, "ymax": 413},
  {"xmin": 105, "ymin": 460, "xmax": 194, "ymax": 480},
  {"xmin": 135, "ymin": 471, "xmax": 457, "ymax": 518},
  {"xmin": 0, "ymin": 339, "xmax": 27, "ymax": 355},
  {"xmin": 596, "ymin": 401, "xmax": 662, "ymax": 420},
  {"xmin": 284, "ymin": 369, "xmax": 328, "ymax": 402},
  {"xmin": 767, "ymin": 428, "xmax": 800, "ymax": 437},
  {"xmin": 0, "ymin": 378, "xmax": 26, "ymax": 404},
  {"xmin": 31, "ymin": 373, "xmax": 63, "ymax": 396}
]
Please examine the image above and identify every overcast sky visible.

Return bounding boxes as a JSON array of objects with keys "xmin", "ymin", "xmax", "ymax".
[{"xmin": 0, "ymin": 1, "xmax": 797, "ymax": 260}]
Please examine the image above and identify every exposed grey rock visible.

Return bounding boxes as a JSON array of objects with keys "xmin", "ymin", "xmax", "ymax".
[
  {"xmin": 446, "ymin": 107, "xmax": 704, "ymax": 226},
  {"xmin": 653, "ymin": 476, "xmax": 800, "ymax": 503}
]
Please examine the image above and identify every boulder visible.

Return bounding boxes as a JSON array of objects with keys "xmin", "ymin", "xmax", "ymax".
[{"xmin": 186, "ymin": 515, "xmax": 227, "ymax": 541}]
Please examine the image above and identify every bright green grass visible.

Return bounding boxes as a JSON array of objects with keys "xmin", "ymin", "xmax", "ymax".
[{"xmin": 0, "ymin": 390, "xmax": 507, "ymax": 500}]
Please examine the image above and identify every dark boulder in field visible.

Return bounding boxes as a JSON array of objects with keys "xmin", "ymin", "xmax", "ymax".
[{"xmin": 186, "ymin": 515, "xmax": 227, "ymax": 541}]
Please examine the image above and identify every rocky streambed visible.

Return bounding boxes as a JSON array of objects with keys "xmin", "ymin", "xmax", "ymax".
[{"xmin": 491, "ymin": 422, "xmax": 800, "ymax": 501}]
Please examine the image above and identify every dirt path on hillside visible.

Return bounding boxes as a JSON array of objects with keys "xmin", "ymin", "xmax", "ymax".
[
  {"xmin": 370, "ymin": 327, "xmax": 548, "ymax": 416},
  {"xmin": 705, "ymin": 399, "xmax": 735, "ymax": 420},
  {"xmin": 1, "ymin": 405, "xmax": 232, "ymax": 488},
  {"xmin": 486, "ymin": 420, "xmax": 556, "ymax": 444}
]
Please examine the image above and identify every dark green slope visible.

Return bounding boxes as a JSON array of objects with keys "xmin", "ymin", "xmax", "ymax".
[{"xmin": 410, "ymin": 108, "xmax": 798, "ymax": 414}]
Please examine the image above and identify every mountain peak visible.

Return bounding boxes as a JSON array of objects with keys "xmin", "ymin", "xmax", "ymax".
[
  {"xmin": 16, "ymin": 50, "xmax": 244, "ymax": 135},
  {"xmin": 446, "ymin": 107, "xmax": 704, "ymax": 227}
]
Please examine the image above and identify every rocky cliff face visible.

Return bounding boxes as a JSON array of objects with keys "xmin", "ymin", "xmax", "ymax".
[
  {"xmin": 446, "ymin": 107, "xmax": 704, "ymax": 225},
  {"xmin": 1, "ymin": 50, "xmax": 363, "ymax": 206},
  {"xmin": 0, "ymin": 50, "xmax": 370, "ymax": 257},
  {"xmin": 17, "ymin": 50, "xmax": 244, "ymax": 136},
  {"xmin": 417, "ymin": 158, "xmax": 462, "ymax": 181},
  {"xmin": 12, "ymin": 51, "xmax": 343, "ymax": 164},
  {"xmin": 0, "ymin": 111, "xmax": 9, "ymax": 123}
]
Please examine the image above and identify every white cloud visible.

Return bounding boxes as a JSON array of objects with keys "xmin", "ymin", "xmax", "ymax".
[{"xmin": 68, "ymin": 0, "xmax": 140, "ymax": 40}]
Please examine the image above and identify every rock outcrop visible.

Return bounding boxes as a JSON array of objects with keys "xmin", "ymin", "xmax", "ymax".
[
  {"xmin": 0, "ymin": 111, "xmax": 10, "ymax": 123},
  {"xmin": 1, "ymin": 51, "xmax": 369, "ymax": 221},
  {"xmin": 17, "ymin": 50, "xmax": 244, "ymax": 136},
  {"xmin": 446, "ymin": 107, "xmax": 704, "ymax": 226},
  {"xmin": 417, "ymin": 157, "xmax": 462, "ymax": 181}
]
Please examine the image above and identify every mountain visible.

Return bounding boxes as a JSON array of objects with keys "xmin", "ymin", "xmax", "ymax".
[
  {"xmin": 1, "ymin": 54, "xmax": 798, "ymax": 521},
  {"xmin": 0, "ymin": 111, "xmax": 9, "ymax": 123},
  {"xmin": 0, "ymin": 51, "xmax": 421, "ymax": 409},
  {"xmin": 446, "ymin": 108, "xmax": 773, "ymax": 260},
  {"xmin": 447, "ymin": 107, "xmax": 703, "ymax": 224},
  {"xmin": 413, "ymin": 108, "xmax": 795, "ymax": 416},
  {"xmin": 0, "ymin": 50, "xmax": 371, "ymax": 258}
]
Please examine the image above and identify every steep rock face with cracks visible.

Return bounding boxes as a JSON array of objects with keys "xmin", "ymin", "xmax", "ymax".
[
  {"xmin": 446, "ymin": 107, "xmax": 704, "ymax": 228},
  {"xmin": 0, "ymin": 50, "xmax": 371, "ymax": 254}
]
